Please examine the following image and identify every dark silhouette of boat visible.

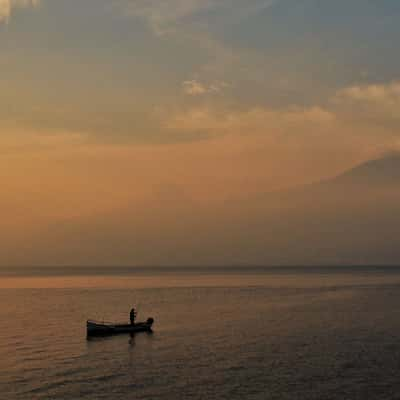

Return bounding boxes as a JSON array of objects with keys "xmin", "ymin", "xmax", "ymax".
[{"xmin": 87, "ymin": 318, "xmax": 154, "ymax": 336}]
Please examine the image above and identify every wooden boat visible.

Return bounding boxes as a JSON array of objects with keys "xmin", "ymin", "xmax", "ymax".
[{"xmin": 87, "ymin": 318, "xmax": 154, "ymax": 336}]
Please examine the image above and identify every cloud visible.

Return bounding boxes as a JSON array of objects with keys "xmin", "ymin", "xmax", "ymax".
[
  {"xmin": 120, "ymin": 0, "xmax": 217, "ymax": 35},
  {"xmin": 334, "ymin": 81, "xmax": 400, "ymax": 123},
  {"xmin": 163, "ymin": 80, "xmax": 400, "ymax": 162},
  {"xmin": 339, "ymin": 82, "xmax": 400, "ymax": 102},
  {"xmin": 337, "ymin": 81, "xmax": 400, "ymax": 107},
  {"xmin": 183, "ymin": 80, "xmax": 208, "ymax": 95},
  {"xmin": 166, "ymin": 105, "xmax": 336, "ymax": 138},
  {"xmin": 118, "ymin": 1, "xmax": 279, "ymax": 94},
  {"xmin": 0, "ymin": 0, "xmax": 39, "ymax": 22},
  {"xmin": 120, "ymin": 0, "xmax": 277, "ymax": 35},
  {"xmin": 182, "ymin": 79, "xmax": 228, "ymax": 96}
]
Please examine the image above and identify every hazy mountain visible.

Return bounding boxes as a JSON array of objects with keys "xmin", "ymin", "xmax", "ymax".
[
  {"xmin": 324, "ymin": 153, "xmax": 400, "ymax": 187},
  {"xmin": 5, "ymin": 154, "xmax": 400, "ymax": 267},
  {"xmin": 237, "ymin": 153, "xmax": 400, "ymax": 266}
]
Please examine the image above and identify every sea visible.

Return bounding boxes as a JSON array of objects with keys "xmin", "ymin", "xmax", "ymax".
[{"xmin": 1, "ymin": 266, "xmax": 400, "ymax": 400}]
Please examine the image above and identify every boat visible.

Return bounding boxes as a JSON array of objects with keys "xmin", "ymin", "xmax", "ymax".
[{"xmin": 87, "ymin": 317, "xmax": 154, "ymax": 337}]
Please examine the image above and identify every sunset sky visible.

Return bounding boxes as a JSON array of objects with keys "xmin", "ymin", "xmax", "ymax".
[{"xmin": 1, "ymin": 0, "xmax": 400, "ymax": 266}]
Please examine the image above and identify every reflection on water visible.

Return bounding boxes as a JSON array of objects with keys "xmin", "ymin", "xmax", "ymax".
[
  {"xmin": 2, "ymin": 266, "xmax": 400, "ymax": 289},
  {"xmin": 1, "ymin": 268, "xmax": 400, "ymax": 399}
]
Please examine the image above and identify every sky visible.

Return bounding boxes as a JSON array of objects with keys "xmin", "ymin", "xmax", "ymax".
[{"xmin": 1, "ymin": 0, "xmax": 400, "ymax": 266}]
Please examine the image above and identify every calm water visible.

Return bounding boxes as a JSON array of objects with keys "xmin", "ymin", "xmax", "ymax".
[{"xmin": 2, "ymin": 267, "xmax": 400, "ymax": 399}]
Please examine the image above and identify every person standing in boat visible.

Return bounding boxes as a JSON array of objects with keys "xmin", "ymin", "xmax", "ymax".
[{"xmin": 130, "ymin": 308, "xmax": 137, "ymax": 325}]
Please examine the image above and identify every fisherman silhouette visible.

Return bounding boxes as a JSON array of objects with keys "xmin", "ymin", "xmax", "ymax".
[{"xmin": 130, "ymin": 308, "xmax": 137, "ymax": 325}]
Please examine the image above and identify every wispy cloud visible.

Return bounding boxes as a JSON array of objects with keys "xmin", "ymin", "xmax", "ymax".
[
  {"xmin": 118, "ymin": 0, "xmax": 280, "ymax": 106},
  {"xmin": 120, "ymin": 0, "xmax": 277, "ymax": 35},
  {"xmin": 166, "ymin": 106, "xmax": 335, "ymax": 138},
  {"xmin": 170, "ymin": 80, "xmax": 400, "ymax": 143},
  {"xmin": 0, "ymin": 0, "xmax": 39, "ymax": 23},
  {"xmin": 337, "ymin": 81, "xmax": 400, "ymax": 105},
  {"xmin": 182, "ymin": 79, "xmax": 229, "ymax": 96},
  {"xmin": 164, "ymin": 79, "xmax": 400, "ymax": 158},
  {"xmin": 335, "ymin": 81, "xmax": 400, "ymax": 123},
  {"xmin": 120, "ymin": 0, "xmax": 217, "ymax": 35}
]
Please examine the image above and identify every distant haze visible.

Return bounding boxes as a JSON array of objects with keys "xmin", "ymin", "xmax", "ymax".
[{"xmin": 2, "ymin": 154, "xmax": 400, "ymax": 267}]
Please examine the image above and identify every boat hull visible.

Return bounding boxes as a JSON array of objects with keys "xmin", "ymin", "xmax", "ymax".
[{"xmin": 87, "ymin": 318, "xmax": 154, "ymax": 337}]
